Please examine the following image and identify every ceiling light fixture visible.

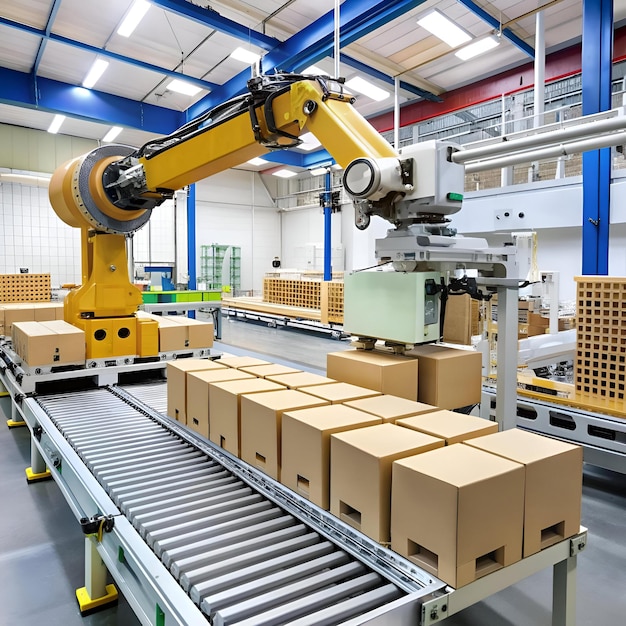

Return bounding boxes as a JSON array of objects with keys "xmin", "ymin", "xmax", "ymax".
[
  {"xmin": 103, "ymin": 126, "xmax": 123, "ymax": 142},
  {"xmin": 302, "ymin": 65, "xmax": 326, "ymax": 76},
  {"xmin": 345, "ymin": 76, "xmax": 389, "ymax": 102},
  {"xmin": 298, "ymin": 132, "xmax": 321, "ymax": 151},
  {"xmin": 82, "ymin": 59, "xmax": 109, "ymax": 89},
  {"xmin": 230, "ymin": 47, "xmax": 261, "ymax": 64},
  {"xmin": 310, "ymin": 167, "xmax": 328, "ymax": 176},
  {"xmin": 117, "ymin": 0, "xmax": 150, "ymax": 38},
  {"xmin": 47, "ymin": 114, "xmax": 65, "ymax": 134},
  {"xmin": 166, "ymin": 79, "xmax": 202, "ymax": 96},
  {"xmin": 272, "ymin": 169, "xmax": 298, "ymax": 178},
  {"xmin": 246, "ymin": 157, "xmax": 269, "ymax": 166},
  {"xmin": 417, "ymin": 9, "xmax": 472, "ymax": 48},
  {"xmin": 455, "ymin": 35, "xmax": 500, "ymax": 61}
]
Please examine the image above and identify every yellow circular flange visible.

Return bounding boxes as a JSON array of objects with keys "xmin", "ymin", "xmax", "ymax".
[
  {"xmin": 88, "ymin": 156, "xmax": 146, "ymax": 223},
  {"xmin": 49, "ymin": 156, "xmax": 84, "ymax": 228}
]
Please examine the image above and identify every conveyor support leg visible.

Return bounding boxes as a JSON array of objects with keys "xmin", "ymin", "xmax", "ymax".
[
  {"xmin": 75, "ymin": 536, "xmax": 118, "ymax": 614},
  {"xmin": 4, "ymin": 392, "xmax": 26, "ymax": 428},
  {"xmin": 552, "ymin": 551, "xmax": 577, "ymax": 626},
  {"xmin": 25, "ymin": 436, "xmax": 51, "ymax": 483}
]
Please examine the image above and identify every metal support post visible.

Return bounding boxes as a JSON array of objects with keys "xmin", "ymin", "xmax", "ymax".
[
  {"xmin": 552, "ymin": 550, "xmax": 578, "ymax": 626},
  {"xmin": 76, "ymin": 536, "xmax": 118, "ymax": 614},
  {"xmin": 495, "ymin": 284, "xmax": 519, "ymax": 430},
  {"xmin": 581, "ymin": 0, "xmax": 613, "ymax": 274},
  {"xmin": 187, "ymin": 184, "xmax": 197, "ymax": 317},
  {"xmin": 323, "ymin": 170, "xmax": 332, "ymax": 281},
  {"xmin": 25, "ymin": 434, "xmax": 51, "ymax": 483}
]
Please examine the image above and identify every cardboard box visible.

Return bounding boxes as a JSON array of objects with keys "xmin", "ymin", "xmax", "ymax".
[
  {"xmin": 391, "ymin": 444, "xmax": 524, "ymax": 588},
  {"xmin": 330, "ymin": 423, "xmax": 444, "ymax": 543},
  {"xmin": 155, "ymin": 317, "xmax": 188, "ymax": 352},
  {"xmin": 240, "ymin": 390, "xmax": 329, "ymax": 480},
  {"xmin": 301, "ymin": 382, "xmax": 381, "ymax": 404},
  {"xmin": 239, "ymin": 363, "xmax": 302, "ymax": 378},
  {"xmin": 443, "ymin": 294, "xmax": 479, "ymax": 345},
  {"xmin": 326, "ymin": 349, "xmax": 418, "ymax": 400},
  {"xmin": 12, "ymin": 320, "xmax": 85, "ymax": 366},
  {"xmin": 344, "ymin": 395, "xmax": 439, "ymax": 423},
  {"xmin": 407, "ymin": 345, "xmax": 482, "ymax": 409},
  {"xmin": 186, "ymin": 369, "xmax": 255, "ymax": 438},
  {"xmin": 464, "ymin": 429, "xmax": 582, "ymax": 557},
  {"xmin": 33, "ymin": 303, "xmax": 63, "ymax": 322},
  {"xmin": 219, "ymin": 356, "xmax": 271, "ymax": 369},
  {"xmin": 396, "ymin": 410, "xmax": 498, "ymax": 444},
  {"xmin": 208, "ymin": 378, "xmax": 286, "ymax": 456},
  {"xmin": 3, "ymin": 305, "xmax": 36, "ymax": 335},
  {"xmin": 166, "ymin": 358, "xmax": 226, "ymax": 423},
  {"xmin": 281, "ymin": 405, "xmax": 382, "ymax": 509},
  {"xmin": 265, "ymin": 371, "xmax": 336, "ymax": 389},
  {"xmin": 165, "ymin": 316, "xmax": 214, "ymax": 348}
]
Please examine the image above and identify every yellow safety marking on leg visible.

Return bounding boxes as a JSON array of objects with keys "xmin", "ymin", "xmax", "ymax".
[
  {"xmin": 25, "ymin": 467, "xmax": 52, "ymax": 483},
  {"xmin": 76, "ymin": 584, "xmax": 119, "ymax": 614},
  {"xmin": 7, "ymin": 419, "xmax": 27, "ymax": 428}
]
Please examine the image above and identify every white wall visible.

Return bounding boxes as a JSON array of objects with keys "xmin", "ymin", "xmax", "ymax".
[
  {"xmin": 194, "ymin": 170, "xmax": 280, "ymax": 293},
  {"xmin": 0, "ymin": 173, "xmax": 81, "ymax": 286}
]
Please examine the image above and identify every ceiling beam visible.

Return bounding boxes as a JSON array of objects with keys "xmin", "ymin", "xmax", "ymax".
[
  {"xmin": 340, "ymin": 53, "xmax": 442, "ymax": 102},
  {"xmin": 456, "ymin": 0, "xmax": 535, "ymax": 58},
  {"xmin": 0, "ymin": 16, "xmax": 219, "ymax": 92},
  {"xmin": 188, "ymin": 0, "xmax": 434, "ymax": 119},
  {"xmin": 0, "ymin": 67, "xmax": 183, "ymax": 135},
  {"xmin": 150, "ymin": 0, "xmax": 279, "ymax": 51},
  {"xmin": 32, "ymin": 0, "xmax": 62, "ymax": 76}
]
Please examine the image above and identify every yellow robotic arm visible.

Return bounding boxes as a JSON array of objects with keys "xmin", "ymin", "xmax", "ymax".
[{"xmin": 48, "ymin": 74, "xmax": 398, "ymax": 359}]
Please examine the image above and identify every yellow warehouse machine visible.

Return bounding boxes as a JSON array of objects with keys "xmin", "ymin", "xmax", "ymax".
[{"xmin": 0, "ymin": 74, "xmax": 585, "ymax": 624}]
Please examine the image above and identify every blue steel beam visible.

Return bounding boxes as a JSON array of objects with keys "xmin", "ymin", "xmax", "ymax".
[
  {"xmin": 0, "ymin": 16, "xmax": 218, "ymax": 92},
  {"xmin": 150, "ymin": 0, "xmax": 279, "ymax": 51},
  {"xmin": 188, "ymin": 0, "xmax": 433, "ymax": 119},
  {"xmin": 581, "ymin": 0, "xmax": 613, "ymax": 275},
  {"xmin": 456, "ymin": 0, "xmax": 535, "ymax": 58},
  {"xmin": 32, "ymin": 0, "xmax": 62, "ymax": 76},
  {"xmin": 340, "ymin": 53, "xmax": 442, "ymax": 102},
  {"xmin": 0, "ymin": 67, "xmax": 183, "ymax": 135}
]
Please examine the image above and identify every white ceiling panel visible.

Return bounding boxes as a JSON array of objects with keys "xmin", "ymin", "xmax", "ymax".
[
  {"xmin": 0, "ymin": 26, "xmax": 40, "ymax": 72},
  {"xmin": 1, "ymin": 0, "xmax": 53, "ymax": 30},
  {"xmin": 36, "ymin": 39, "xmax": 97, "ymax": 86},
  {"xmin": 53, "ymin": 0, "xmax": 131, "ymax": 48}
]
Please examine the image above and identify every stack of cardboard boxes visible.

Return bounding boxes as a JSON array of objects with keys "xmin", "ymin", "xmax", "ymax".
[
  {"xmin": 1, "ymin": 302, "xmax": 64, "ymax": 337},
  {"xmin": 12, "ymin": 319, "xmax": 85, "ymax": 366},
  {"xmin": 137, "ymin": 312, "xmax": 214, "ymax": 352},
  {"xmin": 165, "ymin": 348, "xmax": 582, "ymax": 590}
]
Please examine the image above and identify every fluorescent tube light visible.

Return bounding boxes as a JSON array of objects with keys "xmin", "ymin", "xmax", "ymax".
[
  {"xmin": 303, "ymin": 65, "xmax": 326, "ymax": 75},
  {"xmin": 455, "ymin": 35, "xmax": 500, "ymax": 61},
  {"xmin": 82, "ymin": 59, "xmax": 109, "ymax": 89},
  {"xmin": 417, "ymin": 9, "xmax": 471, "ymax": 48},
  {"xmin": 103, "ymin": 126, "xmax": 123, "ymax": 142},
  {"xmin": 47, "ymin": 115, "xmax": 65, "ymax": 134},
  {"xmin": 247, "ymin": 157, "xmax": 269, "ymax": 166},
  {"xmin": 345, "ymin": 76, "xmax": 389, "ymax": 102},
  {"xmin": 310, "ymin": 167, "xmax": 328, "ymax": 176},
  {"xmin": 166, "ymin": 79, "xmax": 202, "ymax": 96},
  {"xmin": 230, "ymin": 47, "xmax": 261, "ymax": 64},
  {"xmin": 298, "ymin": 132, "xmax": 321, "ymax": 151},
  {"xmin": 117, "ymin": 0, "xmax": 150, "ymax": 37},
  {"xmin": 272, "ymin": 169, "xmax": 298, "ymax": 178}
]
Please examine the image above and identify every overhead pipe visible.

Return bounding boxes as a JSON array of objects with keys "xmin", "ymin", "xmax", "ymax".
[
  {"xmin": 464, "ymin": 130, "xmax": 626, "ymax": 173},
  {"xmin": 452, "ymin": 113, "xmax": 626, "ymax": 163}
]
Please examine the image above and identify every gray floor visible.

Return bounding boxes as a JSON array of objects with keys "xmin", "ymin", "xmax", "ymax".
[{"xmin": 1, "ymin": 318, "xmax": 625, "ymax": 625}]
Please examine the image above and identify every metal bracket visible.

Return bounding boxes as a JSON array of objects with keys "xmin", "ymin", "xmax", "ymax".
[
  {"xmin": 80, "ymin": 514, "xmax": 116, "ymax": 541},
  {"xmin": 421, "ymin": 593, "xmax": 450, "ymax": 625},
  {"xmin": 570, "ymin": 530, "xmax": 587, "ymax": 556}
]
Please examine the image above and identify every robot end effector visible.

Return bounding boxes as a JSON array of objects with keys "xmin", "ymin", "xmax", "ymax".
[{"xmin": 342, "ymin": 140, "xmax": 465, "ymax": 231}]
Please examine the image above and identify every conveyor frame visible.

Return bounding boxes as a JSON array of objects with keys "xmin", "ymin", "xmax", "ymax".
[
  {"xmin": 5, "ymin": 370, "xmax": 587, "ymax": 625},
  {"xmin": 481, "ymin": 386, "xmax": 626, "ymax": 474}
]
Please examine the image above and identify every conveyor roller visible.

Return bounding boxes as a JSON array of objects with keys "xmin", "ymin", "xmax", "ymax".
[{"xmin": 36, "ymin": 387, "xmax": 411, "ymax": 624}]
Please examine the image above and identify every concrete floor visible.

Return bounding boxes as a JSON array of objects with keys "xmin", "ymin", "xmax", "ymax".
[{"xmin": 1, "ymin": 318, "xmax": 625, "ymax": 625}]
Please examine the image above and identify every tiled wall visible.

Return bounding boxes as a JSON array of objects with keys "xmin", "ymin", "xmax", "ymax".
[{"xmin": 0, "ymin": 178, "xmax": 81, "ymax": 287}]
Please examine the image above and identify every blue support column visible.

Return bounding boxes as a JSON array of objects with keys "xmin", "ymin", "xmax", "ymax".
[
  {"xmin": 187, "ymin": 184, "xmax": 197, "ymax": 318},
  {"xmin": 323, "ymin": 170, "xmax": 332, "ymax": 281},
  {"xmin": 582, "ymin": 0, "xmax": 613, "ymax": 275}
]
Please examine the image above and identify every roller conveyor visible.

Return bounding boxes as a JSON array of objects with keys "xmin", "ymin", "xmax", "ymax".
[{"xmin": 34, "ymin": 387, "xmax": 426, "ymax": 625}]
